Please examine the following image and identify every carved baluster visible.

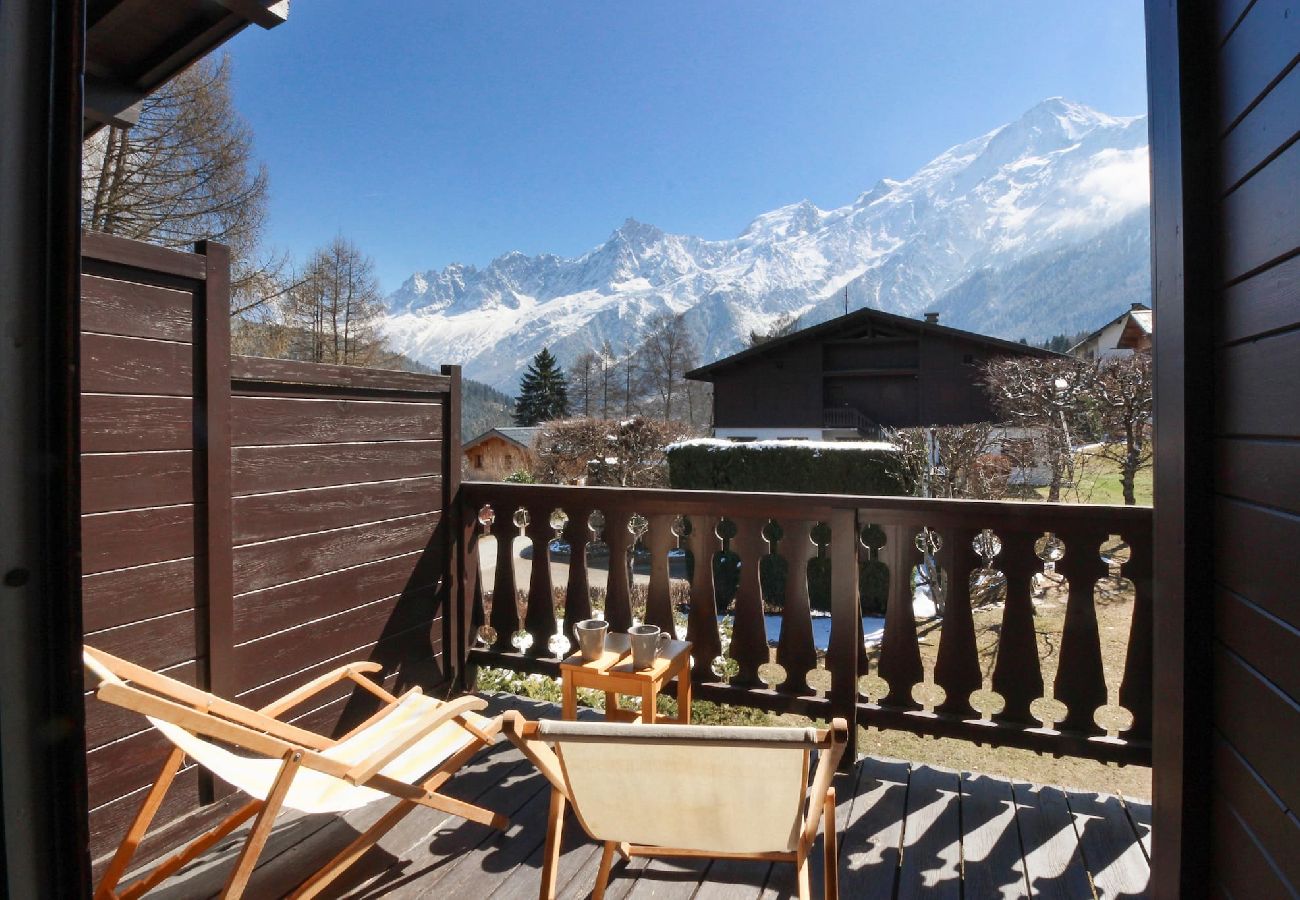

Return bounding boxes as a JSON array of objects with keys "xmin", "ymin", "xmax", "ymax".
[
  {"xmin": 685, "ymin": 515, "xmax": 722, "ymax": 680},
  {"xmin": 489, "ymin": 507, "xmax": 521, "ymax": 652},
  {"xmin": 777, "ymin": 520, "xmax": 816, "ymax": 695},
  {"xmin": 463, "ymin": 508, "xmax": 485, "ymax": 653},
  {"xmin": 644, "ymin": 514, "xmax": 675, "ymax": 634},
  {"xmin": 877, "ymin": 523, "xmax": 924, "ymax": 709},
  {"xmin": 604, "ymin": 508, "xmax": 634, "ymax": 632},
  {"xmin": 933, "ymin": 527, "xmax": 983, "ymax": 719},
  {"xmin": 992, "ymin": 530, "xmax": 1044, "ymax": 727},
  {"xmin": 1118, "ymin": 529, "xmax": 1153, "ymax": 744},
  {"xmin": 728, "ymin": 519, "xmax": 769, "ymax": 688},
  {"xmin": 561, "ymin": 507, "xmax": 593, "ymax": 650},
  {"xmin": 1053, "ymin": 527, "xmax": 1110, "ymax": 735},
  {"xmin": 522, "ymin": 509, "xmax": 557, "ymax": 656}
]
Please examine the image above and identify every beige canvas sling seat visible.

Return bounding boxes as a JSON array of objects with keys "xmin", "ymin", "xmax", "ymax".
[
  {"xmin": 83, "ymin": 645, "xmax": 508, "ymax": 900},
  {"xmin": 503, "ymin": 712, "xmax": 849, "ymax": 900}
]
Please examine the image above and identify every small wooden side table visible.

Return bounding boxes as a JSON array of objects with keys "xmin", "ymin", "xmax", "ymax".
[{"xmin": 559, "ymin": 633, "xmax": 692, "ymax": 724}]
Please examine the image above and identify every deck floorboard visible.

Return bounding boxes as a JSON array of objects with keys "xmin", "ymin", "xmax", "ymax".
[{"xmin": 143, "ymin": 694, "xmax": 1149, "ymax": 898}]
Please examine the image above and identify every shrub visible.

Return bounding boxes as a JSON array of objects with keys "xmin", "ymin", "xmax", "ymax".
[{"xmin": 667, "ymin": 439, "xmax": 909, "ymax": 495}]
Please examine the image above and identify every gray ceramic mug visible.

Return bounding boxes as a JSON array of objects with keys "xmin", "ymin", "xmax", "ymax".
[
  {"xmin": 574, "ymin": 619, "xmax": 608, "ymax": 661},
  {"xmin": 628, "ymin": 624, "xmax": 669, "ymax": 669}
]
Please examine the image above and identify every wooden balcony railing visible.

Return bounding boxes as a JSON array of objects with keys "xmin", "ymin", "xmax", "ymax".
[
  {"xmin": 453, "ymin": 482, "xmax": 1151, "ymax": 767},
  {"xmin": 822, "ymin": 406, "xmax": 884, "ymax": 439}
]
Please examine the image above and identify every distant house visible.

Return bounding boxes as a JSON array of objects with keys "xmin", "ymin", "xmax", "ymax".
[
  {"xmin": 1069, "ymin": 303, "xmax": 1153, "ymax": 360},
  {"xmin": 686, "ymin": 308, "xmax": 1057, "ymax": 440},
  {"xmin": 463, "ymin": 426, "xmax": 539, "ymax": 479}
]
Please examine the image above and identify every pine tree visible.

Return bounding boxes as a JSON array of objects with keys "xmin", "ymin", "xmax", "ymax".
[{"xmin": 514, "ymin": 348, "xmax": 570, "ymax": 425}]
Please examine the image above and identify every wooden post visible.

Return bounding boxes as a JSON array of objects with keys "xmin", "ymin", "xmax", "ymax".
[{"xmin": 827, "ymin": 509, "xmax": 859, "ymax": 770}]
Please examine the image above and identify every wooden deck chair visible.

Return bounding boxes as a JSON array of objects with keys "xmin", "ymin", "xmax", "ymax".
[
  {"xmin": 503, "ymin": 712, "xmax": 849, "ymax": 900},
  {"xmin": 84, "ymin": 645, "xmax": 508, "ymax": 900}
]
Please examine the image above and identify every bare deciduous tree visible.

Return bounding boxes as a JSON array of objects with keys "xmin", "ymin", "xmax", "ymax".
[
  {"xmin": 568, "ymin": 351, "xmax": 600, "ymax": 418},
  {"xmin": 982, "ymin": 355, "xmax": 1094, "ymax": 502},
  {"xmin": 1090, "ymin": 350, "xmax": 1153, "ymax": 505},
  {"xmin": 284, "ymin": 237, "xmax": 386, "ymax": 366},
  {"xmin": 533, "ymin": 416, "xmax": 693, "ymax": 487},
  {"xmin": 888, "ymin": 422, "xmax": 1009, "ymax": 500},
  {"xmin": 636, "ymin": 312, "xmax": 697, "ymax": 421},
  {"xmin": 81, "ymin": 54, "xmax": 282, "ymax": 315}
]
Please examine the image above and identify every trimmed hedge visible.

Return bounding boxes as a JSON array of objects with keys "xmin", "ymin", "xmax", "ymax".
[{"xmin": 667, "ymin": 440, "xmax": 910, "ymax": 496}]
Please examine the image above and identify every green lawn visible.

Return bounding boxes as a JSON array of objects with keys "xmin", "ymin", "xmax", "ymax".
[{"xmin": 1036, "ymin": 447, "xmax": 1153, "ymax": 505}]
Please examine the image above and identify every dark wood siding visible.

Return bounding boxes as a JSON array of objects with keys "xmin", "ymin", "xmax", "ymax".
[
  {"xmin": 78, "ymin": 234, "xmax": 458, "ymax": 875},
  {"xmin": 1208, "ymin": 0, "xmax": 1300, "ymax": 894}
]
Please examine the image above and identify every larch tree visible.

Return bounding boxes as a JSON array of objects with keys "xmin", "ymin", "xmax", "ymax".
[
  {"xmin": 514, "ymin": 348, "xmax": 570, "ymax": 425},
  {"xmin": 568, "ymin": 351, "xmax": 600, "ymax": 418},
  {"xmin": 284, "ymin": 237, "xmax": 386, "ymax": 366},
  {"xmin": 81, "ymin": 54, "xmax": 281, "ymax": 317}
]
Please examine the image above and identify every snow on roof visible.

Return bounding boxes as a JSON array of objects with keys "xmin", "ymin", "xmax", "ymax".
[
  {"xmin": 667, "ymin": 438, "xmax": 899, "ymax": 452},
  {"xmin": 1129, "ymin": 309, "xmax": 1153, "ymax": 334}
]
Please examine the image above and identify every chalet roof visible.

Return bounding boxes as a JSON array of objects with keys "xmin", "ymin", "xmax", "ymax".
[
  {"xmin": 84, "ymin": 0, "xmax": 289, "ymax": 135},
  {"xmin": 464, "ymin": 426, "xmax": 539, "ymax": 452},
  {"xmin": 686, "ymin": 305, "xmax": 1058, "ymax": 382},
  {"xmin": 1068, "ymin": 303, "xmax": 1152, "ymax": 355}
]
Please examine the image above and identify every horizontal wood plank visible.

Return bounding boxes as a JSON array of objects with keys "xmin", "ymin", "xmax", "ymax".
[
  {"xmin": 1213, "ymin": 645, "xmax": 1300, "ymax": 815},
  {"xmin": 1220, "ymin": 58, "xmax": 1300, "ymax": 192},
  {"xmin": 81, "ymin": 504, "xmax": 197, "ymax": 575},
  {"xmin": 81, "ymin": 394, "xmax": 193, "ymax": 452},
  {"xmin": 86, "ymin": 726, "xmax": 180, "ymax": 811},
  {"xmin": 231, "ymin": 441, "xmax": 442, "ymax": 495},
  {"xmin": 1221, "ymin": 136, "xmax": 1300, "ymax": 282},
  {"xmin": 1217, "ymin": 0, "xmax": 1300, "ymax": 130},
  {"xmin": 81, "ymin": 450, "xmax": 197, "ymax": 514},
  {"xmin": 82, "ymin": 230, "xmax": 207, "ymax": 281},
  {"xmin": 1216, "ymin": 588, "xmax": 1300, "ymax": 702},
  {"xmin": 81, "ymin": 273, "xmax": 193, "ymax": 342},
  {"xmin": 1219, "ymin": 252, "xmax": 1300, "ymax": 345},
  {"xmin": 232, "ymin": 549, "xmax": 439, "ymax": 644},
  {"xmin": 229, "ymin": 397, "xmax": 442, "ymax": 447},
  {"xmin": 88, "ymin": 767, "xmax": 203, "ymax": 866},
  {"xmin": 81, "ymin": 556, "xmax": 199, "ymax": 634},
  {"xmin": 232, "ymin": 476, "xmax": 441, "ymax": 545},
  {"xmin": 231, "ymin": 355, "xmax": 451, "ymax": 394},
  {"xmin": 80, "ymin": 332, "xmax": 194, "ymax": 396},
  {"xmin": 232, "ymin": 511, "xmax": 441, "ymax": 594},
  {"xmin": 84, "ymin": 609, "xmax": 197, "ymax": 676},
  {"xmin": 233, "ymin": 600, "xmax": 443, "ymax": 695},
  {"xmin": 1215, "ymin": 438, "xmax": 1300, "ymax": 513},
  {"xmin": 1215, "ymin": 328, "xmax": 1300, "ymax": 437},
  {"xmin": 1214, "ymin": 497, "xmax": 1300, "ymax": 627},
  {"xmin": 1211, "ymin": 791, "xmax": 1295, "ymax": 899},
  {"xmin": 1213, "ymin": 735, "xmax": 1300, "ymax": 890}
]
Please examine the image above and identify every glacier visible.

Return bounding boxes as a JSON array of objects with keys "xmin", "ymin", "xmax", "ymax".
[{"xmin": 383, "ymin": 97, "xmax": 1150, "ymax": 392}]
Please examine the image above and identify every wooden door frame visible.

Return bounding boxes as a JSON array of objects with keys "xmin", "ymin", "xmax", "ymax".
[
  {"xmin": 1144, "ymin": 2, "xmax": 1218, "ymax": 897},
  {"xmin": 0, "ymin": 0, "xmax": 91, "ymax": 895}
]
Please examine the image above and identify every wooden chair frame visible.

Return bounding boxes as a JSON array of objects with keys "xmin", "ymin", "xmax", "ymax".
[
  {"xmin": 503, "ymin": 712, "xmax": 849, "ymax": 900},
  {"xmin": 85, "ymin": 646, "xmax": 507, "ymax": 900}
]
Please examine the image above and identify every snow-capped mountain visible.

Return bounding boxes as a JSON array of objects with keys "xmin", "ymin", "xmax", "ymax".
[{"xmin": 384, "ymin": 98, "xmax": 1150, "ymax": 391}]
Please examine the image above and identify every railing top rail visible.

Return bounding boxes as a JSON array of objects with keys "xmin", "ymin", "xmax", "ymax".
[{"xmin": 460, "ymin": 481, "xmax": 1152, "ymax": 528}]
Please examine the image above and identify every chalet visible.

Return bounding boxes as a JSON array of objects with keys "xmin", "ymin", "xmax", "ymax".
[
  {"xmin": 686, "ymin": 309, "xmax": 1057, "ymax": 440},
  {"xmin": 463, "ymin": 426, "xmax": 539, "ymax": 478},
  {"xmin": 1070, "ymin": 302, "xmax": 1154, "ymax": 360}
]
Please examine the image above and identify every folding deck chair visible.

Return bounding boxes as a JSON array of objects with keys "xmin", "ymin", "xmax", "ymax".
[
  {"xmin": 83, "ymin": 645, "xmax": 508, "ymax": 899},
  {"xmin": 503, "ymin": 712, "xmax": 849, "ymax": 900}
]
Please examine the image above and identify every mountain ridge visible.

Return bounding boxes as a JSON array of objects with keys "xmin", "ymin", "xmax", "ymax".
[{"xmin": 383, "ymin": 97, "xmax": 1150, "ymax": 391}]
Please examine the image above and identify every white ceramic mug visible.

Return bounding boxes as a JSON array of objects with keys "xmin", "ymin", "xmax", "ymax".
[
  {"xmin": 574, "ymin": 619, "xmax": 608, "ymax": 661},
  {"xmin": 628, "ymin": 624, "xmax": 669, "ymax": 669}
]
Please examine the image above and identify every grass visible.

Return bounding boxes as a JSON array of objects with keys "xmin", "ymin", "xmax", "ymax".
[{"xmin": 1035, "ymin": 447, "xmax": 1153, "ymax": 505}]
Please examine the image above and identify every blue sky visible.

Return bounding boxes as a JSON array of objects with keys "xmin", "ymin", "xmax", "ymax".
[{"xmin": 225, "ymin": 2, "xmax": 1148, "ymax": 292}]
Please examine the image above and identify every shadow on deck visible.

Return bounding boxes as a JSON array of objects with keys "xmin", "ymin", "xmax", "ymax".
[{"xmin": 146, "ymin": 694, "xmax": 1152, "ymax": 899}]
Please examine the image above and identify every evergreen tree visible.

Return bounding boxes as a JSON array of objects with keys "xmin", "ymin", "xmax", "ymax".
[{"xmin": 514, "ymin": 348, "xmax": 570, "ymax": 425}]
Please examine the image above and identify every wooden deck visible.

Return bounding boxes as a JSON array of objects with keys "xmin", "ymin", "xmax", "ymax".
[{"xmin": 146, "ymin": 694, "xmax": 1152, "ymax": 899}]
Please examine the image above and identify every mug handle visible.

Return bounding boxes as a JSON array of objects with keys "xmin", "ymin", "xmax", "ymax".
[{"xmin": 657, "ymin": 632, "xmax": 670, "ymax": 648}]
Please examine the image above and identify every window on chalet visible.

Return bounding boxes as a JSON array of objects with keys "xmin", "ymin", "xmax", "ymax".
[{"xmin": 473, "ymin": 453, "xmax": 484, "ymax": 469}]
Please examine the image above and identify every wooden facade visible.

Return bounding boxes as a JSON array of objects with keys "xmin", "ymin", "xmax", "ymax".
[
  {"xmin": 78, "ymin": 234, "xmax": 459, "ymax": 872},
  {"xmin": 687, "ymin": 309, "xmax": 1057, "ymax": 436}
]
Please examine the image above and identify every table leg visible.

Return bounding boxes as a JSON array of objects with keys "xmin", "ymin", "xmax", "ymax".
[
  {"xmin": 562, "ymin": 676, "xmax": 577, "ymax": 720},
  {"xmin": 642, "ymin": 685, "xmax": 657, "ymax": 724},
  {"xmin": 604, "ymin": 691, "xmax": 617, "ymax": 720},
  {"xmin": 676, "ymin": 670, "xmax": 693, "ymax": 724}
]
